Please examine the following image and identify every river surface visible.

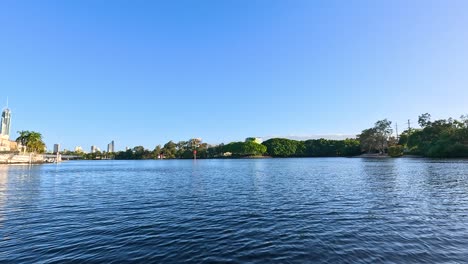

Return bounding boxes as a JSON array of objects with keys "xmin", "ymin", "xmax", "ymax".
[{"xmin": 1, "ymin": 158, "xmax": 468, "ymax": 263}]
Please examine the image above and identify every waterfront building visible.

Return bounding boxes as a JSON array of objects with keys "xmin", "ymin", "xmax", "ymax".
[
  {"xmin": 0, "ymin": 136, "xmax": 10, "ymax": 151},
  {"xmin": 107, "ymin": 140, "xmax": 115, "ymax": 153},
  {"xmin": 53, "ymin": 144, "xmax": 60, "ymax": 154},
  {"xmin": 91, "ymin": 145, "xmax": 97, "ymax": 153},
  {"xmin": 0, "ymin": 138, "xmax": 17, "ymax": 152}
]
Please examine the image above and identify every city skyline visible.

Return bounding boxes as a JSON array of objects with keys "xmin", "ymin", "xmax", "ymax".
[{"xmin": 1, "ymin": 1, "xmax": 468, "ymax": 150}]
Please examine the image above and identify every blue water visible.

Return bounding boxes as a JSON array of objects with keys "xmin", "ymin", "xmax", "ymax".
[{"xmin": 1, "ymin": 158, "xmax": 468, "ymax": 263}]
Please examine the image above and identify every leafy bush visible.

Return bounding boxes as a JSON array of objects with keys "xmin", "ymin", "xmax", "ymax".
[{"xmin": 388, "ymin": 145, "xmax": 404, "ymax": 157}]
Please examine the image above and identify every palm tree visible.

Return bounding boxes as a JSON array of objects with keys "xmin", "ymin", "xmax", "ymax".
[{"xmin": 16, "ymin": 130, "xmax": 46, "ymax": 153}]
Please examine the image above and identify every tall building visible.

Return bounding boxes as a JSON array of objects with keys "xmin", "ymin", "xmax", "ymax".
[
  {"xmin": 0, "ymin": 108, "xmax": 11, "ymax": 138},
  {"xmin": 91, "ymin": 145, "xmax": 97, "ymax": 153},
  {"xmin": 107, "ymin": 140, "xmax": 115, "ymax": 153},
  {"xmin": 53, "ymin": 144, "xmax": 60, "ymax": 154},
  {"xmin": 0, "ymin": 103, "xmax": 13, "ymax": 151}
]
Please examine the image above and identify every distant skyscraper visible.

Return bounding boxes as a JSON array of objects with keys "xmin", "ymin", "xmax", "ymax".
[
  {"xmin": 91, "ymin": 145, "xmax": 97, "ymax": 153},
  {"xmin": 107, "ymin": 140, "xmax": 115, "ymax": 153},
  {"xmin": 0, "ymin": 108, "xmax": 11, "ymax": 138},
  {"xmin": 0, "ymin": 101, "xmax": 12, "ymax": 151},
  {"xmin": 53, "ymin": 144, "xmax": 60, "ymax": 154}
]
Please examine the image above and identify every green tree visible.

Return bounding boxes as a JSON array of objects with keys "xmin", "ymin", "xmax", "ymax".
[
  {"xmin": 418, "ymin": 113, "xmax": 431, "ymax": 128},
  {"xmin": 189, "ymin": 138, "xmax": 202, "ymax": 150},
  {"xmin": 262, "ymin": 138, "xmax": 298, "ymax": 157},
  {"xmin": 358, "ymin": 119, "xmax": 393, "ymax": 154},
  {"xmin": 153, "ymin": 145, "xmax": 162, "ymax": 159},
  {"xmin": 342, "ymin": 138, "xmax": 361, "ymax": 156},
  {"xmin": 358, "ymin": 128, "xmax": 378, "ymax": 153},
  {"xmin": 388, "ymin": 145, "xmax": 404, "ymax": 157},
  {"xmin": 402, "ymin": 114, "xmax": 468, "ymax": 157},
  {"xmin": 16, "ymin": 130, "xmax": 46, "ymax": 153},
  {"xmin": 132, "ymin": 146, "xmax": 146, "ymax": 159},
  {"xmin": 374, "ymin": 119, "xmax": 393, "ymax": 153},
  {"xmin": 114, "ymin": 149, "xmax": 133, "ymax": 160},
  {"xmin": 243, "ymin": 141, "xmax": 267, "ymax": 156},
  {"xmin": 223, "ymin": 141, "xmax": 266, "ymax": 156},
  {"xmin": 162, "ymin": 141, "xmax": 177, "ymax": 158},
  {"xmin": 207, "ymin": 143, "xmax": 224, "ymax": 158}
]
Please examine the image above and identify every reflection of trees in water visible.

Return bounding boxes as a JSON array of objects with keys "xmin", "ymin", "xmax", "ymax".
[
  {"xmin": 360, "ymin": 158, "xmax": 398, "ymax": 191},
  {"xmin": 358, "ymin": 158, "xmax": 401, "ymax": 218}
]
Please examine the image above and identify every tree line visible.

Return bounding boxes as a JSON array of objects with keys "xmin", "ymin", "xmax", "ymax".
[
  {"xmin": 107, "ymin": 112, "xmax": 465, "ymax": 159},
  {"xmin": 13, "ymin": 113, "xmax": 468, "ymax": 158},
  {"xmin": 357, "ymin": 113, "xmax": 468, "ymax": 158},
  {"xmin": 85, "ymin": 137, "xmax": 362, "ymax": 160},
  {"xmin": 399, "ymin": 114, "xmax": 468, "ymax": 157}
]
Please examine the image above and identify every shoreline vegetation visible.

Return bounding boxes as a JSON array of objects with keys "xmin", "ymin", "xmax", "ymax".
[
  {"xmin": 76, "ymin": 113, "xmax": 467, "ymax": 160},
  {"xmin": 5, "ymin": 113, "xmax": 466, "ymax": 163}
]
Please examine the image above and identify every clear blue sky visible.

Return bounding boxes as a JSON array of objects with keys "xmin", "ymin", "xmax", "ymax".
[{"xmin": 1, "ymin": 0, "xmax": 467, "ymax": 151}]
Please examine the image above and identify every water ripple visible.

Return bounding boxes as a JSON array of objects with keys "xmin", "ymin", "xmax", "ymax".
[{"xmin": 1, "ymin": 158, "xmax": 468, "ymax": 263}]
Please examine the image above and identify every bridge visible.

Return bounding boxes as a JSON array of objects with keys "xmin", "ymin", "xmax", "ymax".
[{"xmin": 43, "ymin": 154, "xmax": 82, "ymax": 161}]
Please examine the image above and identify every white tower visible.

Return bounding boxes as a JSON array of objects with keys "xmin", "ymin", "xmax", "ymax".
[{"xmin": 0, "ymin": 101, "xmax": 11, "ymax": 139}]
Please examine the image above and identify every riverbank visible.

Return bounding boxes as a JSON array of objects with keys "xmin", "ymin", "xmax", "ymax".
[
  {"xmin": 0, "ymin": 153, "xmax": 45, "ymax": 164},
  {"xmin": 357, "ymin": 153, "xmax": 390, "ymax": 158}
]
